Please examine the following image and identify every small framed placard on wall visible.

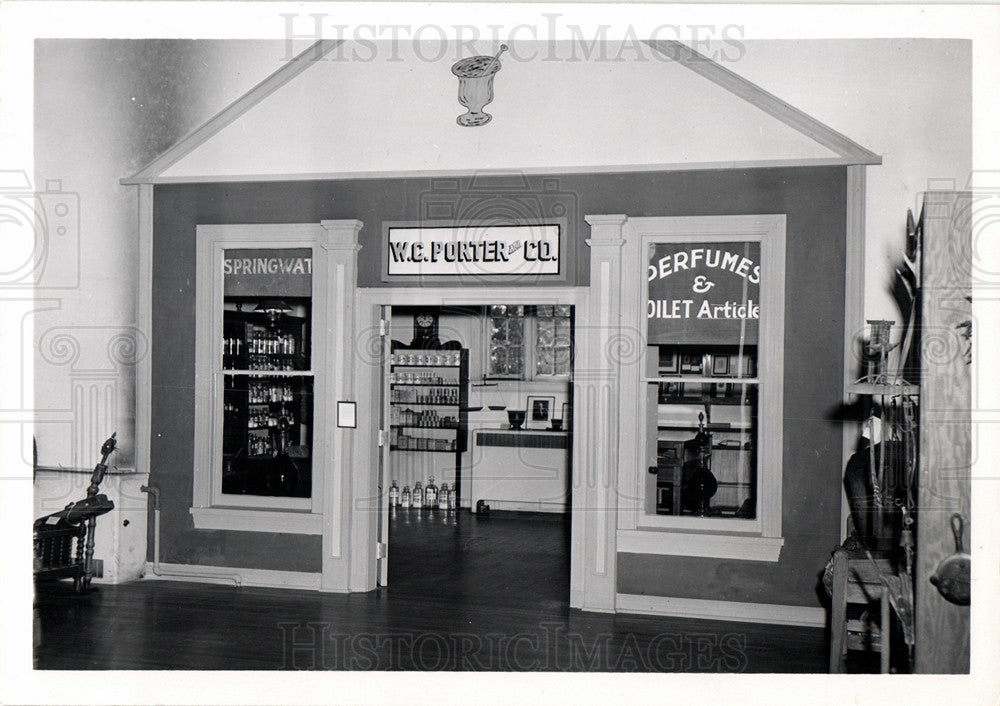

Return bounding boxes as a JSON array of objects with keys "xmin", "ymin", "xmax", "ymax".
[{"xmin": 337, "ymin": 401, "xmax": 357, "ymax": 429}]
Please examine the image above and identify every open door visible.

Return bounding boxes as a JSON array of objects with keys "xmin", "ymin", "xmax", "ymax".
[{"xmin": 376, "ymin": 305, "xmax": 392, "ymax": 586}]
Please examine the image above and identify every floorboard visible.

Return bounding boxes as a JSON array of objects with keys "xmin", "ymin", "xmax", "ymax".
[{"xmin": 34, "ymin": 510, "xmax": 827, "ymax": 672}]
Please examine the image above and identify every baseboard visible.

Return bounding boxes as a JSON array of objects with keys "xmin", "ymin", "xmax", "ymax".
[
  {"xmin": 144, "ymin": 562, "xmax": 322, "ymax": 590},
  {"xmin": 473, "ymin": 500, "xmax": 568, "ymax": 514},
  {"xmin": 616, "ymin": 592, "xmax": 826, "ymax": 628}
]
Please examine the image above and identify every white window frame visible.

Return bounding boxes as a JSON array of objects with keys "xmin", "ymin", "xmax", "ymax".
[
  {"xmin": 482, "ymin": 306, "xmax": 573, "ymax": 381},
  {"xmin": 191, "ymin": 224, "xmax": 328, "ymax": 533},
  {"xmin": 616, "ymin": 215, "xmax": 786, "ymax": 562}
]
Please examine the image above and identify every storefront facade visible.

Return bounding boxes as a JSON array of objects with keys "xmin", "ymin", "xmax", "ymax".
[{"xmin": 141, "ymin": 164, "xmax": 854, "ymax": 619}]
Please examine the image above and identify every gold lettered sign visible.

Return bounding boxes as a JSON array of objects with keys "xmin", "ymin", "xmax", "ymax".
[
  {"xmin": 647, "ymin": 241, "xmax": 760, "ymax": 345},
  {"xmin": 223, "ymin": 248, "xmax": 313, "ymax": 297}
]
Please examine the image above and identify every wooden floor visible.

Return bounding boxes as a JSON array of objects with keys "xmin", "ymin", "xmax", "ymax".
[{"xmin": 34, "ymin": 510, "xmax": 827, "ymax": 671}]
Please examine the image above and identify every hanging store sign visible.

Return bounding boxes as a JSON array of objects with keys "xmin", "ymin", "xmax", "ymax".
[
  {"xmin": 384, "ymin": 223, "xmax": 561, "ymax": 279},
  {"xmin": 223, "ymin": 248, "xmax": 313, "ymax": 297},
  {"xmin": 646, "ymin": 241, "xmax": 760, "ymax": 345}
]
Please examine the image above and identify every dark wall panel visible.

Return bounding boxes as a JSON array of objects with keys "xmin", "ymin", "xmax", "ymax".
[{"xmin": 151, "ymin": 166, "xmax": 846, "ymax": 593}]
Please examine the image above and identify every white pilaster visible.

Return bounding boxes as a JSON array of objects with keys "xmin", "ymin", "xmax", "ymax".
[
  {"xmin": 318, "ymin": 219, "xmax": 363, "ymax": 592},
  {"xmin": 574, "ymin": 214, "xmax": 627, "ymax": 612}
]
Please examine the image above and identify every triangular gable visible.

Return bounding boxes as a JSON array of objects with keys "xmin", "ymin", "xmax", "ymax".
[{"xmin": 125, "ymin": 39, "xmax": 879, "ymax": 184}]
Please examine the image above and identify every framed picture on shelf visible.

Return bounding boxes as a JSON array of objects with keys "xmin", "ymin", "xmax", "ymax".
[
  {"xmin": 659, "ymin": 349, "xmax": 679, "ymax": 375},
  {"xmin": 711, "ymin": 354, "xmax": 731, "ymax": 377},
  {"xmin": 680, "ymin": 354, "xmax": 704, "ymax": 375},
  {"xmin": 526, "ymin": 396, "xmax": 555, "ymax": 428}
]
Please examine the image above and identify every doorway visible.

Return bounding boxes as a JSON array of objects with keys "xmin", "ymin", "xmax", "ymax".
[{"xmin": 374, "ymin": 299, "xmax": 577, "ymax": 605}]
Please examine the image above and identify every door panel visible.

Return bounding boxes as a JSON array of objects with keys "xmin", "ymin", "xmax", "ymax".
[{"xmin": 377, "ymin": 305, "xmax": 392, "ymax": 586}]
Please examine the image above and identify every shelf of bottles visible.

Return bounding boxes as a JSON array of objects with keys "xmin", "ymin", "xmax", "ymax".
[
  {"xmin": 388, "ymin": 348, "xmax": 468, "ymax": 504},
  {"xmin": 388, "ymin": 349, "xmax": 468, "ymax": 454},
  {"xmin": 220, "ymin": 301, "xmax": 312, "ymax": 499},
  {"xmin": 648, "ymin": 344, "xmax": 758, "ymax": 518},
  {"xmin": 223, "ymin": 317, "xmax": 309, "ymax": 372}
]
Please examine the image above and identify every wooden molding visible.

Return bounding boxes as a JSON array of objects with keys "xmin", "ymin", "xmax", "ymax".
[
  {"xmin": 842, "ymin": 167, "xmax": 868, "ymax": 541},
  {"xmin": 618, "ymin": 529, "xmax": 784, "ymax": 562},
  {"xmin": 126, "ymin": 157, "xmax": 873, "ymax": 185},
  {"xmin": 144, "ymin": 562, "xmax": 322, "ymax": 590},
  {"xmin": 135, "ymin": 183, "xmax": 153, "ymax": 480},
  {"xmin": 190, "ymin": 507, "xmax": 322, "ymax": 535},
  {"xmin": 617, "ymin": 592, "xmax": 825, "ymax": 627}
]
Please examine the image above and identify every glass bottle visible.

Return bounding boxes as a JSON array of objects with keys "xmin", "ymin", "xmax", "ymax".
[
  {"xmin": 425, "ymin": 476, "xmax": 438, "ymax": 508},
  {"xmin": 412, "ymin": 481, "xmax": 423, "ymax": 508},
  {"xmin": 388, "ymin": 480, "xmax": 399, "ymax": 508},
  {"xmin": 400, "ymin": 485, "xmax": 411, "ymax": 509},
  {"xmin": 438, "ymin": 482, "xmax": 449, "ymax": 510}
]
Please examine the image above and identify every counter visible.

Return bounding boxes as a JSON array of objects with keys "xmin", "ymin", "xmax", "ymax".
[{"xmin": 470, "ymin": 428, "xmax": 571, "ymax": 513}]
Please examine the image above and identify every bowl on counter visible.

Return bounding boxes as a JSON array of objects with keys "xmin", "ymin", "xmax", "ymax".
[
  {"xmin": 507, "ymin": 409, "xmax": 526, "ymax": 430},
  {"xmin": 549, "ymin": 418, "xmax": 563, "ymax": 431}
]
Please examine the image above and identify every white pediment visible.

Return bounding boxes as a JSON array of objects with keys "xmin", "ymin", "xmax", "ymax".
[{"xmin": 135, "ymin": 40, "xmax": 877, "ymax": 183}]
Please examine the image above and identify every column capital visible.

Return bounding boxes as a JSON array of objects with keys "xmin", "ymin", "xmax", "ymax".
[
  {"xmin": 584, "ymin": 214, "xmax": 628, "ymax": 250},
  {"xmin": 584, "ymin": 214, "xmax": 628, "ymax": 228},
  {"xmin": 319, "ymin": 219, "xmax": 364, "ymax": 252}
]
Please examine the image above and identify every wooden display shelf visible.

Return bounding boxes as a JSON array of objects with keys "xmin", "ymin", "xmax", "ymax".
[
  {"xmin": 658, "ymin": 422, "xmax": 752, "ymax": 431},
  {"xmin": 658, "ymin": 395, "xmax": 754, "ymax": 406},
  {"xmin": 389, "ymin": 400, "xmax": 460, "ymax": 407},
  {"xmin": 845, "ymin": 381, "xmax": 919, "ymax": 396},
  {"xmin": 389, "ymin": 446, "xmax": 458, "ymax": 453}
]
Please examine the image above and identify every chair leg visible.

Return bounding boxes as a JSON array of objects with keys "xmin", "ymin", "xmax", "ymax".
[
  {"xmin": 829, "ymin": 551, "xmax": 849, "ymax": 673},
  {"xmin": 880, "ymin": 590, "xmax": 890, "ymax": 673}
]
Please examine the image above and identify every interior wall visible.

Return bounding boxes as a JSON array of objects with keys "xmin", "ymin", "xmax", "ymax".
[
  {"xmin": 31, "ymin": 39, "xmax": 293, "ymax": 470},
  {"xmin": 711, "ymin": 39, "xmax": 972, "ymax": 327},
  {"xmin": 150, "ymin": 166, "xmax": 845, "ymax": 602}
]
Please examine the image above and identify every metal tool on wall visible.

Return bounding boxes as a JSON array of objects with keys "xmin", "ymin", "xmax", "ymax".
[{"xmin": 929, "ymin": 513, "xmax": 971, "ymax": 606}]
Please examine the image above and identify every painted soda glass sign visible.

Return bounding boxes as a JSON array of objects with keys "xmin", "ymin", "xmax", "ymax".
[
  {"xmin": 647, "ymin": 241, "xmax": 760, "ymax": 345},
  {"xmin": 223, "ymin": 247, "xmax": 313, "ymax": 297}
]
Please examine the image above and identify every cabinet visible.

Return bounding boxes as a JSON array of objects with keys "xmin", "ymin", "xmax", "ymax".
[
  {"xmin": 220, "ymin": 308, "xmax": 313, "ymax": 498},
  {"xmin": 389, "ymin": 349, "xmax": 469, "ymax": 499},
  {"xmin": 652, "ymin": 344, "xmax": 757, "ymax": 517}
]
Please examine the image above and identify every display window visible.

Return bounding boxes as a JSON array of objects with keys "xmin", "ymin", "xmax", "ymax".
[
  {"xmin": 193, "ymin": 226, "xmax": 330, "ymax": 528},
  {"xmin": 617, "ymin": 216, "xmax": 786, "ymax": 561},
  {"xmin": 644, "ymin": 242, "xmax": 761, "ymax": 520},
  {"xmin": 219, "ymin": 248, "xmax": 314, "ymax": 499}
]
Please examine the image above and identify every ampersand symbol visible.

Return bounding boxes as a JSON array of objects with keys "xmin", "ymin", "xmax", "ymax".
[{"xmin": 692, "ymin": 276, "xmax": 715, "ymax": 294}]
